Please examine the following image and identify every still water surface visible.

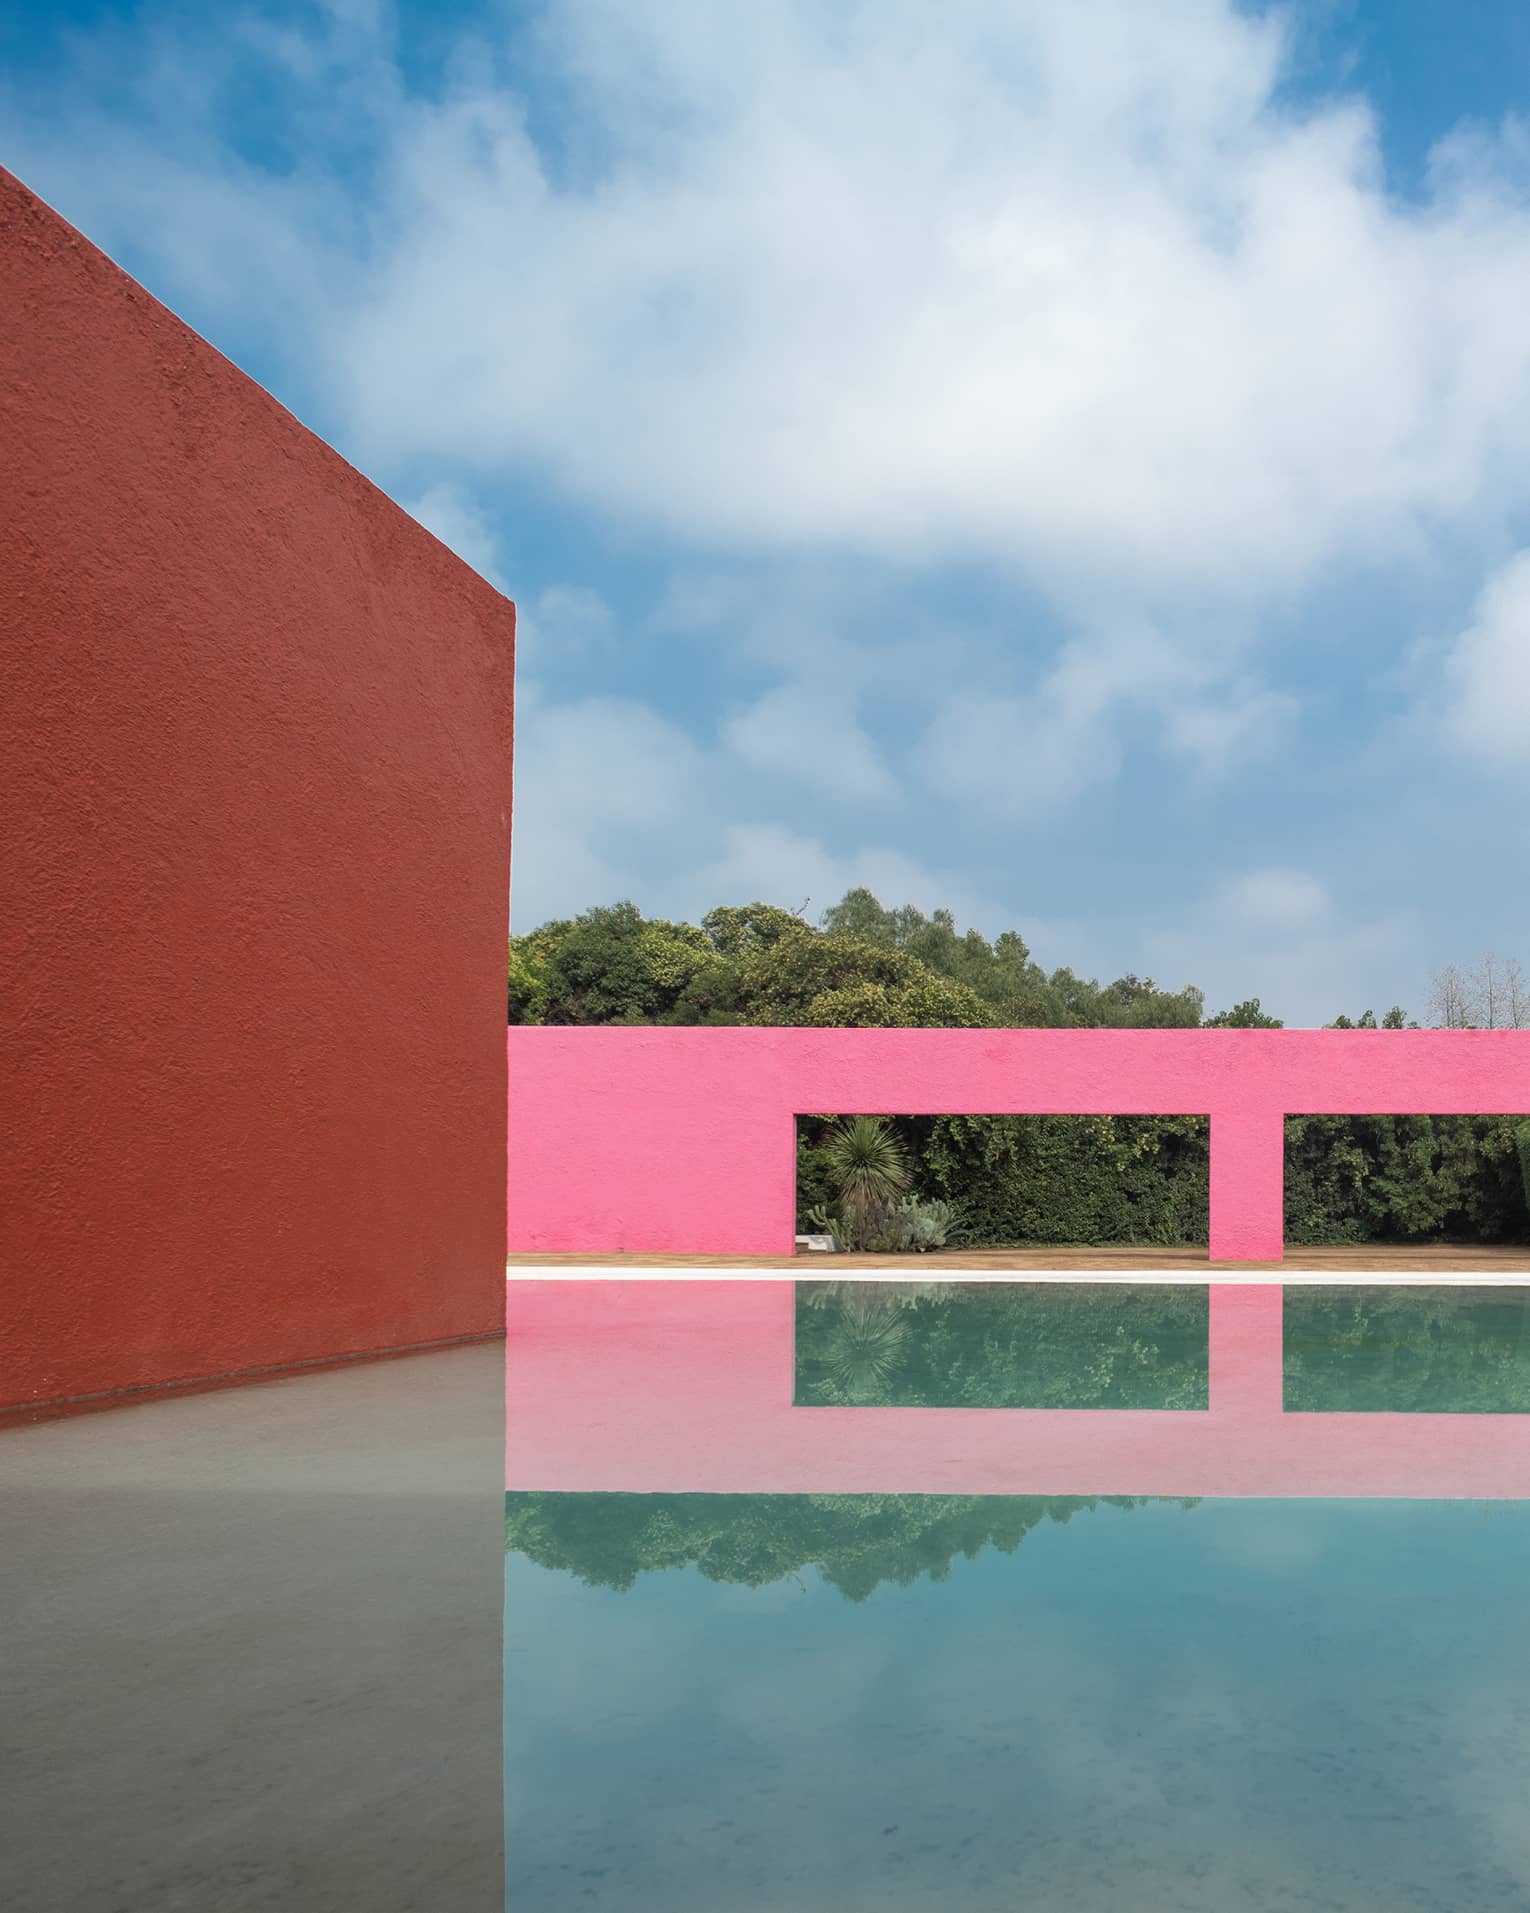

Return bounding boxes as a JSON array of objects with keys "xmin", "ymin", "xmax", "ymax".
[{"xmin": 506, "ymin": 1281, "xmax": 1530, "ymax": 1910}]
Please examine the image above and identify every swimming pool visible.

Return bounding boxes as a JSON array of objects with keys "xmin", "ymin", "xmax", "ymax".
[{"xmin": 506, "ymin": 1279, "xmax": 1530, "ymax": 1910}]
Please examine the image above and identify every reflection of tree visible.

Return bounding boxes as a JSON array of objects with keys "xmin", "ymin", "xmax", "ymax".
[
  {"xmin": 1285, "ymin": 1286, "xmax": 1530, "ymax": 1412},
  {"xmin": 795, "ymin": 1282, "xmax": 1208, "ymax": 1410},
  {"xmin": 506, "ymin": 1491, "xmax": 1201, "ymax": 1602}
]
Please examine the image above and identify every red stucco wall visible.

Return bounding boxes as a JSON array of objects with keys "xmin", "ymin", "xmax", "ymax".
[{"xmin": 0, "ymin": 169, "xmax": 516, "ymax": 1410}]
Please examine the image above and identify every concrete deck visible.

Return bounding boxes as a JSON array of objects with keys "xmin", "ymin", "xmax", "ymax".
[
  {"xmin": 0, "ymin": 1343, "xmax": 505, "ymax": 1913},
  {"xmin": 507, "ymin": 1244, "xmax": 1530, "ymax": 1282}
]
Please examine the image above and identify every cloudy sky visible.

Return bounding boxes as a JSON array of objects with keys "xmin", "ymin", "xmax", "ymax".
[{"xmin": 6, "ymin": 0, "xmax": 1530, "ymax": 1023}]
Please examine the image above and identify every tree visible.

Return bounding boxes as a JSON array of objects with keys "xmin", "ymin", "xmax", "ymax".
[
  {"xmin": 1327, "ymin": 1008, "xmax": 1416, "ymax": 1029},
  {"xmin": 508, "ymin": 902, "xmax": 722, "ymax": 1025},
  {"xmin": 1427, "ymin": 956, "xmax": 1530, "ymax": 1029},
  {"xmin": 723, "ymin": 922, "xmax": 992, "ymax": 1028},
  {"xmin": 1204, "ymin": 998, "xmax": 1283, "ymax": 1028}
]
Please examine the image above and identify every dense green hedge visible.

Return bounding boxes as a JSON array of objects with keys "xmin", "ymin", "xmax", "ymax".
[
  {"xmin": 1282, "ymin": 1114, "xmax": 1529, "ymax": 1245},
  {"xmin": 797, "ymin": 1112, "xmax": 1530, "ymax": 1247}
]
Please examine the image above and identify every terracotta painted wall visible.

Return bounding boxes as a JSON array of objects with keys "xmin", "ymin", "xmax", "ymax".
[
  {"xmin": 505, "ymin": 1026, "xmax": 1530, "ymax": 1261},
  {"xmin": 0, "ymin": 170, "xmax": 515, "ymax": 1410}
]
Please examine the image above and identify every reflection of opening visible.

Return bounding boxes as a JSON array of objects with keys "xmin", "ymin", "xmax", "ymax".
[
  {"xmin": 794, "ymin": 1281, "xmax": 1209, "ymax": 1409},
  {"xmin": 796, "ymin": 1113, "xmax": 1210, "ymax": 1253},
  {"xmin": 1283, "ymin": 1114, "xmax": 1530, "ymax": 1252},
  {"xmin": 1284, "ymin": 1286, "xmax": 1530, "ymax": 1413}
]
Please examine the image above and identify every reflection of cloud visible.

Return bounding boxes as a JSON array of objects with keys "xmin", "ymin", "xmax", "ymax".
[
  {"xmin": 509, "ymin": 1500, "xmax": 1530, "ymax": 1910},
  {"xmin": 1201, "ymin": 1504, "xmax": 1333, "ymax": 1575}
]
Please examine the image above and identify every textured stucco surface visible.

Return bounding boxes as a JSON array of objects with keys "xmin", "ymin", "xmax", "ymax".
[
  {"xmin": 505, "ymin": 1026, "xmax": 1530, "ymax": 1261},
  {"xmin": 0, "ymin": 169, "xmax": 515, "ymax": 1408}
]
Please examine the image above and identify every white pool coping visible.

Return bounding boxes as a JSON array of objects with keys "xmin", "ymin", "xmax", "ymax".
[{"xmin": 507, "ymin": 1263, "xmax": 1530, "ymax": 1286}]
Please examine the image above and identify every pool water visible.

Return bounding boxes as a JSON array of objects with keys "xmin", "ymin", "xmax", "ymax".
[{"xmin": 506, "ymin": 1281, "xmax": 1530, "ymax": 1910}]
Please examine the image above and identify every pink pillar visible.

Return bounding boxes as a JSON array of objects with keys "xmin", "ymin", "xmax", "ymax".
[{"xmin": 1209, "ymin": 1106, "xmax": 1285, "ymax": 1261}]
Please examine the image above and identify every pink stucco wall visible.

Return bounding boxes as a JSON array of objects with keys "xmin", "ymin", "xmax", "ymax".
[
  {"xmin": 506, "ymin": 1027, "xmax": 1530, "ymax": 1262},
  {"xmin": 506, "ymin": 1279, "xmax": 1530, "ymax": 1499}
]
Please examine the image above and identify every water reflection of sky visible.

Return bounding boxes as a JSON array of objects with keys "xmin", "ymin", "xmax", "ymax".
[{"xmin": 506, "ymin": 1282, "xmax": 1530, "ymax": 1910}]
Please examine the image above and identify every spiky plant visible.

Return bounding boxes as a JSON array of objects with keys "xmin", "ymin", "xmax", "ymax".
[
  {"xmin": 815, "ymin": 1287, "xmax": 910, "ymax": 1402},
  {"xmin": 825, "ymin": 1116, "xmax": 910, "ymax": 1250}
]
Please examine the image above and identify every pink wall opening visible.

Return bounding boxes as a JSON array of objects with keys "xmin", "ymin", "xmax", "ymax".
[
  {"xmin": 1, "ymin": 169, "xmax": 516, "ymax": 1411},
  {"xmin": 506, "ymin": 1026, "xmax": 1530, "ymax": 1262}
]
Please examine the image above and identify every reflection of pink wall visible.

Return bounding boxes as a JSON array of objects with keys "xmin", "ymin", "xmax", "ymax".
[
  {"xmin": 506, "ymin": 1280, "xmax": 1530, "ymax": 1500},
  {"xmin": 506, "ymin": 1028, "xmax": 1530, "ymax": 1261}
]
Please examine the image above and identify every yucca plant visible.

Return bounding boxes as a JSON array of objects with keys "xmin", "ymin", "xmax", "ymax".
[{"xmin": 825, "ymin": 1115, "xmax": 910, "ymax": 1251}]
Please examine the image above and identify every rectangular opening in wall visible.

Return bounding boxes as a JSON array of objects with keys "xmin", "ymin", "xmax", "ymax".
[
  {"xmin": 795, "ymin": 1112, "xmax": 1210, "ymax": 1255},
  {"xmin": 794, "ymin": 1281, "xmax": 1210, "ymax": 1409},
  {"xmin": 1282, "ymin": 1114, "xmax": 1530, "ymax": 1253},
  {"xmin": 1285, "ymin": 1286, "xmax": 1530, "ymax": 1413}
]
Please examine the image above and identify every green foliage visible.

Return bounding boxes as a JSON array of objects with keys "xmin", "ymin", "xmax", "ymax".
[
  {"xmin": 885, "ymin": 1194, "xmax": 967, "ymax": 1252},
  {"xmin": 820, "ymin": 888, "xmax": 1203, "ymax": 1026},
  {"xmin": 1519, "ymin": 1122, "xmax": 1530, "ymax": 1221},
  {"xmin": 507, "ymin": 901, "xmax": 724, "ymax": 1025},
  {"xmin": 908, "ymin": 1113, "xmax": 1212, "ymax": 1246},
  {"xmin": 796, "ymin": 1282, "xmax": 1208, "ymax": 1408},
  {"xmin": 729, "ymin": 924, "xmax": 991, "ymax": 1028},
  {"xmin": 1285, "ymin": 1287, "xmax": 1530, "ymax": 1411},
  {"xmin": 506, "ymin": 1489, "xmax": 1199, "ymax": 1602},
  {"xmin": 1203, "ymin": 998, "xmax": 1284, "ymax": 1027},
  {"xmin": 1282, "ymin": 1114, "xmax": 1528, "ymax": 1244}
]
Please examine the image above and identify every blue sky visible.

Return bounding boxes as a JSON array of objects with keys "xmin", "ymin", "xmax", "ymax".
[{"xmin": 4, "ymin": 0, "xmax": 1530, "ymax": 1023}]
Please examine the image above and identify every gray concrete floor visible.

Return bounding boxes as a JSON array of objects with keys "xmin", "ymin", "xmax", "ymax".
[{"xmin": 0, "ymin": 1343, "xmax": 505, "ymax": 1912}]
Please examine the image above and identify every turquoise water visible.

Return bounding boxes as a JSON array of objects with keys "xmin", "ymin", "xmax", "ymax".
[
  {"xmin": 1286, "ymin": 1286, "xmax": 1530, "ymax": 1412},
  {"xmin": 507, "ymin": 1282, "xmax": 1530, "ymax": 1909},
  {"xmin": 795, "ymin": 1281, "xmax": 1208, "ymax": 1408}
]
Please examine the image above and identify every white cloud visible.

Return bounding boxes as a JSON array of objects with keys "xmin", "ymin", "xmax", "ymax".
[
  {"xmin": 513, "ymin": 582, "xmax": 616, "ymax": 681},
  {"xmin": 921, "ymin": 688, "xmax": 1117, "ymax": 817},
  {"xmin": 509, "ymin": 693, "xmax": 708, "ymax": 927},
  {"xmin": 1216, "ymin": 867, "xmax": 1330, "ymax": 934},
  {"xmin": 20, "ymin": 0, "xmax": 1530, "ymax": 828},
  {"xmin": 1161, "ymin": 684, "xmax": 1298, "ymax": 775},
  {"xmin": 1142, "ymin": 868, "xmax": 1416, "ymax": 1025},
  {"xmin": 1440, "ymin": 549, "xmax": 1530, "ymax": 767},
  {"xmin": 723, "ymin": 683, "xmax": 897, "ymax": 802},
  {"xmin": 683, "ymin": 822, "xmax": 1015, "ymax": 937},
  {"xmin": 917, "ymin": 623, "xmax": 1292, "ymax": 816},
  {"xmin": 30, "ymin": 0, "xmax": 1530, "ymax": 612},
  {"xmin": 398, "ymin": 479, "xmax": 506, "ymax": 587},
  {"xmin": 311, "ymin": 0, "xmax": 1530, "ymax": 610}
]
